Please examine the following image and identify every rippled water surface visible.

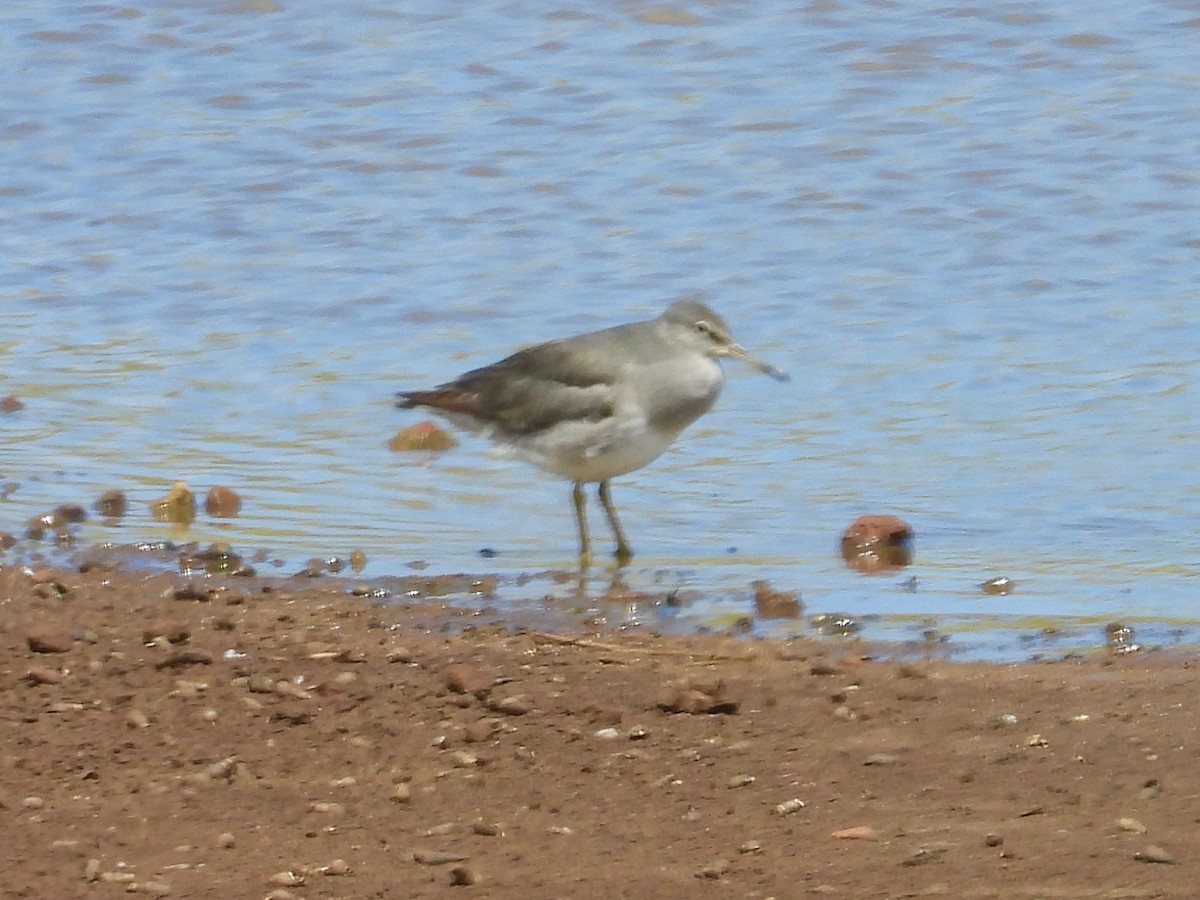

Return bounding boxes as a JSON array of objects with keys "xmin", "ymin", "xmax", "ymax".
[{"xmin": 3, "ymin": 1, "xmax": 1198, "ymax": 659}]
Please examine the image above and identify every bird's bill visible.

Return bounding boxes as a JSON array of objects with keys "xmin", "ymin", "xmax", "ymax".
[{"xmin": 724, "ymin": 343, "xmax": 789, "ymax": 382}]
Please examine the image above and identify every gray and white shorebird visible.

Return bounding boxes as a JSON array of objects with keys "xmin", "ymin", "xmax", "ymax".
[{"xmin": 396, "ymin": 299, "xmax": 787, "ymax": 568}]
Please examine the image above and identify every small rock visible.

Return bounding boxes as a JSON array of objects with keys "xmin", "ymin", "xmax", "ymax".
[
  {"xmin": 0, "ymin": 394, "xmax": 24, "ymax": 413},
  {"xmin": 392, "ymin": 783, "xmax": 412, "ymax": 803},
  {"xmin": 131, "ymin": 880, "xmax": 172, "ymax": 896},
  {"xmin": 864, "ymin": 753, "xmax": 899, "ymax": 766},
  {"xmin": 658, "ymin": 685, "xmax": 738, "ymax": 715},
  {"xmin": 840, "ymin": 514, "xmax": 913, "ymax": 573},
  {"xmin": 981, "ymin": 576, "xmax": 1014, "ymax": 595},
  {"xmin": 94, "ymin": 489, "xmax": 127, "ymax": 518},
  {"xmin": 143, "ymin": 620, "xmax": 190, "ymax": 645},
  {"xmin": 389, "ymin": 420, "xmax": 457, "ymax": 452},
  {"xmin": 267, "ymin": 871, "xmax": 305, "ymax": 887},
  {"xmin": 593, "ymin": 727, "xmax": 620, "ymax": 740},
  {"xmin": 984, "ymin": 833, "xmax": 1003, "ymax": 847},
  {"xmin": 727, "ymin": 774, "xmax": 756, "ymax": 789},
  {"xmin": 487, "ymin": 695, "xmax": 530, "ymax": 716},
  {"xmin": 1117, "ymin": 817, "xmax": 1148, "ymax": 834},
  {"xmin": 26, "ymin": 627, "xmax": 73, "ymax": 654},
  {"xmin": 773, "ymin": 798, "xmax": 806, "ymax": 816},
  {"xmin": 902, "ymin": 846, "xmax": 947, "ymax": 866},
  {"xmin": 413, "ymin": 850, "xmax": 468, "ymax": 866},
  {"xmin": 204, "ymin": 485, "xmax": 242, "ymax": 517},
  {"xmin": 697, "ymin": 858, "xmax": 730, "ymax": 879},
  {"xmin": 449, "ymin": 863, "xmax": 480, "ymax": 886},
  {"xmin": 443, "ymin": 664, "xmax": 492, "ymax": 696},
  {"xmin": 154, "ymin": 649, "xmax": 212, "ymax": 670},
  {"xmin": 24, "ymin": 666, "xmax": 64, "ymax": 685},
  {"xmin": 126, "ymin": 710, "xmax": 151, "ymax": 729},
  {"xmin": 1134, "ymin": 845, "xmax": 1175, "ymax": 864},
  {"xmin": 753, "ymin": 580, "xmax": 802, "ymax": 619},
  {"xmin": 463, "ymin": 720, "xmax": 495, "ymax": 744},
  {"xmin": 320, "ymin": 859, "xmax": 352, "ymax": 876},
  {"xmin": 832, "ymin": 826, "xmax": 878, "ymax": 840},
  {"xmin": 471, "ymin": 821, "xmax": 502, "ymax": 836},
  {"xmin": 149, "ymin": 482, "xmax": 196, "ymax": 525},
  {"xmin": 216, "ymin": 832, "xmax": 236, "ymax": 849}
]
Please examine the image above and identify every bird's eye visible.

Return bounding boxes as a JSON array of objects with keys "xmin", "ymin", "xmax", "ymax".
[{"xmin": 694, "ymin": 320, "xmax": 714, "ymax": 337}]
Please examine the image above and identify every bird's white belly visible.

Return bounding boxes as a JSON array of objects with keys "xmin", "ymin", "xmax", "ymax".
[{"xmin": 507, "ymin": 414, "xmax": 681, "ymax": 483}]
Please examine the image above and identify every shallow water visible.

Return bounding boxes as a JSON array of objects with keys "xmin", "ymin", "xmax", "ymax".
[{"xmin": 2, "ymin": 1, "xmax": 1198, "ymax": 659}]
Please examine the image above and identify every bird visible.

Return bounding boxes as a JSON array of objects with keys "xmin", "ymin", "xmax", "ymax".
[{"xmin": 396, "ymin": 298, "xmax": 787, "ymax": 568}]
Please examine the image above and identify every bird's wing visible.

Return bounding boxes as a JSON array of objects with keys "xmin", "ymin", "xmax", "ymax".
[{"xmin": 400, "ymin": 339, "xmax": 621, "ymax": 437}]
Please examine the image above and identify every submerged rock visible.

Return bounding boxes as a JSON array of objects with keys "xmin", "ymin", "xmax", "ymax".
[
  {"xmin": 389, "ymin": 420, "xmax": 457, "ymax": 452},
  {"xmin": 205, "ymin": 485, "xmax": 242, "ymax": 517},
  {"xmin": 840, "ymin": 515, "xmax": 913, "ymax": 573},
  {"xmin": 150, "ymin": 482, "xmax": 196, "ymax": 526}
]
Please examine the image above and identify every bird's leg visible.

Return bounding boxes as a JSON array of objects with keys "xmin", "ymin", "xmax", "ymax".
[
  {"xmin": 598, "ymin": 479, "xmax": 633, "ymax": 565},
  {"xmin": 572, "ymin": 482, "xmax": 591, "ymax": 570}
]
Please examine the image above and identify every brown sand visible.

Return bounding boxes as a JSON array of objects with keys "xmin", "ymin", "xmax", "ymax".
[{"xmin": 2, "ymin": 563, "xmax": 1195, "ymax": 898}]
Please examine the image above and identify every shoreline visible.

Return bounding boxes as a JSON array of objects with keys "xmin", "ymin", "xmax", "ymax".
[{"xmin": 2, "ymin": 561, "xmax": 1196, "ymax": 896}]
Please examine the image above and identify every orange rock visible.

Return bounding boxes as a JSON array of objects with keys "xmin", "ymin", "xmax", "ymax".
[
  {"xmin": 832, "ymin": 825, "xmax": 879, "ymax": 840},
  {"xmin": 388, "ymin": 420, "xmax": 456, "ymax": 452},
  {"xmin": 841, "ymin": 515, "xmax": 913, "ymax": 573},
  {"xmin": 752, "ymin": 580, "xmax": 802, "ymax": 619},
  {"xmin": 205, "ymin": 485, "xmax": 242, "ymax": 517},
  {"xmin": 443, "ymin": 664, "xmax": 492, "ymax": 696},
  {"xmin": 150, "ymin": 482, "xmax": 196, "ymax": 525}
]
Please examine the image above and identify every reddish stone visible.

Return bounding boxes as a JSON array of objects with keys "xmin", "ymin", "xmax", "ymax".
[
  {"xmin": 443, "ymin": 664, "xmax": 492, "ymax": 696},
  {"xmin": 26, "ymin": 627, "xmax": 73, "ymax": 654},
  {"xmin": 841, "ymin": 515, "xmax": 914, "ymax": 573},
  {"xmin": 752, "ymin": 580, "xmax": 802, "ymax": 619},
  {"xmin": 388, "ymin": 420, "xmax": 456, "ymax": 452},
  {"xmin": 205, "ymin": 486, "xmax": 243, "ymax": 518}
]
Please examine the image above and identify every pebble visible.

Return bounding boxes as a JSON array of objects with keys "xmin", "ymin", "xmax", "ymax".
[
  {"xmin": 863, "ymin": 753, "xmax": 899, "ymax": 766},
  {"xmin": 143, "ymin": 620, "xmax": 190, "ymax": 645},
  {"xmin": 1117, "ymin": 817, "xmax": 1148, "ymax": 834},
  {"xmin": 26, "ymin": 627, "xmax": 74, "ymax": 654},
  {"xmin": 697, "ymin": 858, "xmax": 731, "ymax": 879},
  {"xmin": 392, "ymin": 783, "xmax": 412, "ymax": 803},
  {"xmin": 451, "ymin": 750, "xmax": 481, "ymax": 768},
  {"xmin": 463, "ymin": 720, "xmax": 495, "ymax": 744},
  {"xmin": 21, "ymin": 796, "xmax": 45, "ymax": 810},
  {"xmin": 126, "ymin": 710, "xmax": 151, "ymax": 729},
  {"xmin": 204, "ymin": 485, "xmax": 242, "ymax": 517},
  {"xmin": 308, "ymin": 801, "xmax": 345, "ymax": 815},
  {"xmin": 443, "ymin": 664, "xmax": 493, "ymax": 696},
  {"xmin": 727, "ymin": 774, "xmax": 756, "ymax": 789},
  {"xmin": 130, "ymin": 880, "xmax": 172, "ymax": 896},
  {"xmin": 488, "ymin": 696, "xmax": 530, "ymax": 716},
  {"xmin": 84, "ymin": 858, "xmax": 102, "ymax": 882},
  {"xmin": 449, "ymin": 863, "xmax": 480, "ymax": 886},
  {"xmin": 1134, "ymin": 845, "xmax": 1175, "ymax": 864},
  {"xmin": 216, "ymin": 832, "xmax": 236, "ymax": 849},
  {"xmin": 320, "ymin": 859, "xmax": 351, "ymax": 876},
  {"xmin": 267, "ymin": 871, "xmax": 305, "ymax": 886},
  {"xmin": 471, "ymin": 821, "xmax": 502, "ymax": 836},
  {"xmin": 593, "ymin": 727, "xmax": 620, "ymax": 740},
  {"xmin": 832, "ymin": 826, "xmax": 879, "ymax": 840},
  {"xmin": 24, "ymin": 666, "xmax": 64, "ymax": 685},
  {"xmin": 413, "ymin": 850, "xmax": 468, "ymax": 865},
  {"xmin": 773, "ymin": 798, "xmax": 806, "ymax": 816}
]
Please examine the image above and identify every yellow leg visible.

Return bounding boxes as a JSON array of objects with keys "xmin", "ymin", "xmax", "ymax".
[
  {"xmin": 572, "ymin": 482, "xmax": 591, "ymax": 569},
  {"xmin": 598, "ymin": 479, "xmax": 633, "ymax": 565}
]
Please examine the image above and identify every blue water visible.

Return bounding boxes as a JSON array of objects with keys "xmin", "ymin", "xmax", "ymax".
[{"xmin": 2, "ymin": 1, "xmax": 1198, "ymax": 659}]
